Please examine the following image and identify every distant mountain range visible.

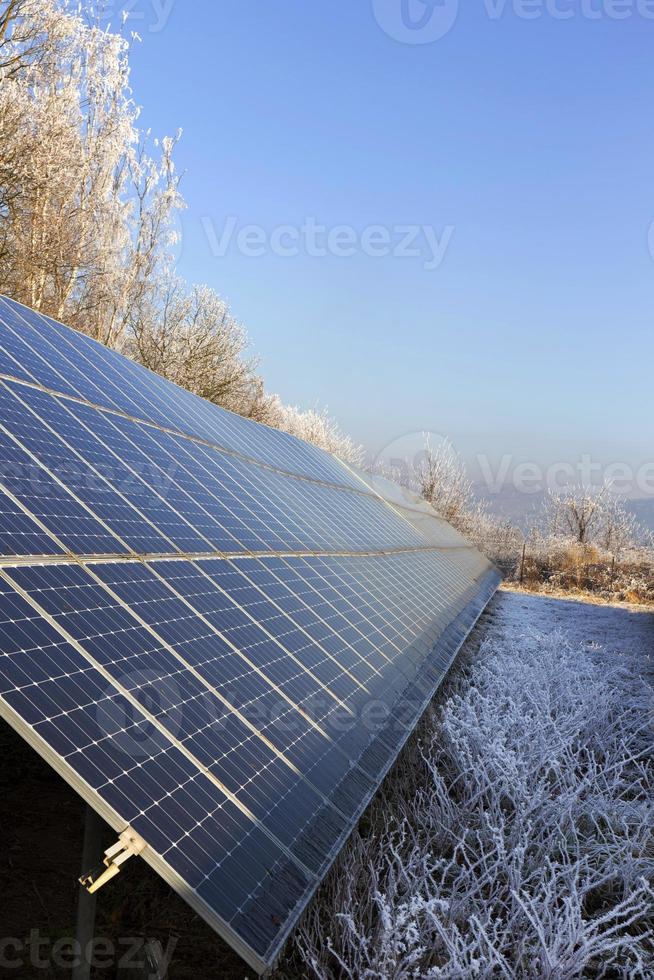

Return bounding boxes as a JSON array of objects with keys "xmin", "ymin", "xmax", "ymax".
[{"xmin": 474, "ymin": 484, "xmax": 654, "ymax": 533}]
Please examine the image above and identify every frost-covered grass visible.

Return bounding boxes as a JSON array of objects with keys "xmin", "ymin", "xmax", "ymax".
[{"xmin": 275, "ymin": 595, "xmax": 654, "ymax": 979}]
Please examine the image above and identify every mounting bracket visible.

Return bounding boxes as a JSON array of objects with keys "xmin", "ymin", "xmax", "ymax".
[{"xmin": 80, "ymin": 827, "xmax": 147, "ymax": 894}]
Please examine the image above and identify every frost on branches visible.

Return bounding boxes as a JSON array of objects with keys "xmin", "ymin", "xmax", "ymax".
[
  {"xmin": 372, "ymin": 436, "xmax": 523, "ymax": 570},
  {"xmin": 0, "ymin": 0, "xmax": 183, "ymax": 345},
  {"xmin": 265, "ymin": 398, "xmax": 365, "ymax": 467},
  {"xmin": 0, "ymin": 0, "xmax": 362, "ymax": 462},
  {"xmin": 520, "ymin": 488, "xmax": 654, "ymax": 604},
  {"xmin": 276, "ymin": 595, "xmax": 654, "ymax": 979}
]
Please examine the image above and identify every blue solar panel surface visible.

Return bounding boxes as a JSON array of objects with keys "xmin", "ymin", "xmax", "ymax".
[{"xmin": 0, "ymin": 296, "xmax": 499, "ymax": 972}]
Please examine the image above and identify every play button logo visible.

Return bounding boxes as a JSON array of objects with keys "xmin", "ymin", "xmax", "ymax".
[{"xmin": 372, "ymin": 0, "xmax": 459, "ymax": 44}]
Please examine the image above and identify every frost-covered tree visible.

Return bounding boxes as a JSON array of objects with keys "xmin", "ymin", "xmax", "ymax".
[
  {"xmin": 127, "ymin": 279, "xmax": 270, "ymax": 419},
  {"xmin": 1, "ymin": 1, "xmax": 32, "ymax": 73},
  {"xmin": 267, "ymin": 398, "xmax": 364, "ymax": 466},
  {"xmin": 599, "ymin": 495, "xmax": 640, "ymax": 559},
  {"xmin": 517, "ymin": 487, "xmax": 654, "ymax": 599},
  {"xmin": 415, "ymin": 436, "xmax": 475, "ymax": 527},
  {"xmin": 0, "ymin": 0, "xmax": 365, "ymax": 459},
  {"xmin": 543, "ymin": 486, "xmax": 643, "ymax": 556},
  {"xmin": 372, "ymin": 436, "xmax": 476, "ymax": 526},
  {"xmin": 543, "ymin": 485, "xmax": 611, "ymax": 545},
  {"xmin": 0, "ymin": 0, "xmax": 182, "ymax": 344}
]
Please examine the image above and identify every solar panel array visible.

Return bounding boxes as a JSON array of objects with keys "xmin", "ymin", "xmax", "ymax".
[{"xmin": 0, "ymin": 295, "xmax": 499, "ymax": 973}]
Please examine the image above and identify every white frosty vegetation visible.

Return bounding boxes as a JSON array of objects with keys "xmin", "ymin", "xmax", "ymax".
[
  {"xmin": 264, "ymin": 398, "xmax": 365, "ymax": 467},
  {"xmin": 373, "ymin": 437, "xmax": 522, "ymax": 571},
  {"xmin": 276, "ymin": 614, "xmax": 654, "ymax": 978},
  {"xmin": 0, "ymin": 0, "xmax": 361, "ymax": 461},
  {"xmin": 520, "ymin": 488, "xmax": 654, "ymax": 604}
]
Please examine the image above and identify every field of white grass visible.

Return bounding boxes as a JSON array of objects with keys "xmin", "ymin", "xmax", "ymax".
[{"xmin": 276, "ymin": 590, "xmax": 654, "ymax": 979}]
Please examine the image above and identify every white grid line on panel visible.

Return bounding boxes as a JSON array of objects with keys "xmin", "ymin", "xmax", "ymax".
[
  {"xmin": 0, "ymin": 296, "xmax": 501, "ymax": 975},
  {"xmin": 155, "ymin": 434, "xmax": 342, "ymax": 554},
  {"xmin": 0, "ymin": 477, "xmax": 71, "ymax": 557},
  {"xmin": 113, "ymin": 416, "xmax": 328, "ymax": 553},
  {"xmin": 270, "ymin": 557, "xmax": 407, "ymax": 668},
  {"xmin": 293, "ymin": 562, "xmax": 434, "ymax": 696},
  {"xmin": 0, "ymin": 547, "xmax": 498, "ymax": 973},
  {"xmin": 0, "ymin": 400, "xmax": 140, "ymax": 557},
  {"xmin": 0, "ymin": 304, "xmax": 485, "ymax": 544},
  {"xmin": 0, "ymin": 356, "xmax": 362, "ymax": 496},
  {"xmin": 189, "ymin": 563, "xmax": 378, "ymax": 716},
  {"xmin": 221, "ymin": 558, "xmax": 385, "ymax": 691},
  {"xmin": 292, "ymin": 557, "xmax": 413, "ymax": 660},
  {"xmin": 0, "ymin": 565, "xmax": 317, "ymax": 881},
  {"xmin": 134, "ymin": 565, "xmax": 428, "ymax": 808},
  {"xmin": 53, "ymin": 391, "xmax": 420, "ymax": 557},
  {"xmin": 0, "ymin": 303, "xmax": 469, "ymax": 558},
  {"xmin": 0, "ymin": 431, "xmax": 367, "ymax": 766},
  {"xmin": 215, "ymin": 554, "xmax": 449, "ymax": 760},
  {"xmin": 0, "ymin": 299, "xmax": 365, "ymax": 497},
  {"xmin": 0, "ymin": 295, "xmax": 360, "ymax": 495},
  {"xmin": 0, "ymin": 376, "xmax": 471, "ymax": 564},
  {"xmin": 0, "ymin": 299, "xmax": 484, "ymax": 560},
  {"xmin": 225, "ymin": 558, "xmax": 397, "ymax": 688},
  {"xmin": 9, "ymin": 375, "xmax": 291, "ymax": 556},
  {"xmin": 0, "ymin": 549, "xmax": 478, "ymax": 785},
  {"xmin": 136, "ymin": 560, "xmax": 339, "ymax": 743},
  {"xmin": 329, "ymin": 553, "xmax": 462, "ymax": 666},
  {"xmin": 0, "ymin": 380, "xmax": 191, "ymax": 552},
  {"xmin": 74, "ymin": 560, "xmax": 354, "ymax": 821},
  {"xmin": 13, "ymin": 295, "xmax": 357, "ymax": 490},
  {"xmin": 0, "ymin": 697, "xmax": 273, "ymax": 974},
  {"xmin": 78, "ymin": 400, "xmax": 336, "ymax": 555},
  {"xmin": 254, "ymin": 567, "xmax": 501, "ymax": 969},
  {"xmin": 132, "ymin": 558, "xmax": 403, "ymax": 792},
  {"xmin": 0, "ymin": 549, "xmax": 480, "ymax": 738},
  {"xmin": 0, "ymin": 392, "xmax": 466, "ymax": 742},
  {"xmin": 2, "ymin": 378, "xmax": 253, "ymax": 556},
  {"xmin": 1, "ymin": 569, "xmax": 340, "ymax": 879},
  {"xmin": 355, "ymin": 560, "xmax": 450, "ymax": 656},
  {"xmin": 144, "ymin": 559, "xmax": 354, "ymax": 718},
  {"xmin": 364, "ymin": 551, "xmax": 463, "ymax": 631},
  {"xmin": 183, "ymin": 559, "xmax": 366, "ymax": 714},
  {"xmin": 0, "ymin": 375, "xmax": 472, "ymax": 700}
]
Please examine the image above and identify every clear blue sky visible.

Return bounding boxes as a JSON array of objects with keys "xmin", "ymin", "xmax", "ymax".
[{"xmin": 124, "ymin": 0, "xmax": 653, "ymax": 482}]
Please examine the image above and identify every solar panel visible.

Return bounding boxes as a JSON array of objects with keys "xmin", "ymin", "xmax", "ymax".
[{"xmin": 0, "ymin": 295, "xmax": 500, "ymax": 973}]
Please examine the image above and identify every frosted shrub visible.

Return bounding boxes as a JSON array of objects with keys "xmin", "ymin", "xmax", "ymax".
[
  {"xmin": 276, "ymin": 624, "xmax": 654, "ymax": 978},
  {"xmin": 267, "ymin": 398, "xmax": 364, "ymax": 465}
]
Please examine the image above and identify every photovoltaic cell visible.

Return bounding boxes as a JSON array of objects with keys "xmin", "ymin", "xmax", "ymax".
[
  {"xmin": 0, "ymin": 296, "xmax": 365, "ymax": 490},
  {"xmin": 0, "ymin": 296, "xmax": 500, "ymax": 972}
]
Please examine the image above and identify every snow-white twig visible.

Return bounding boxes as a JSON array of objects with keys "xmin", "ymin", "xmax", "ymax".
[{"xmin": 275, "ymin": 607, "xmax": 654, "ymax": 980}]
